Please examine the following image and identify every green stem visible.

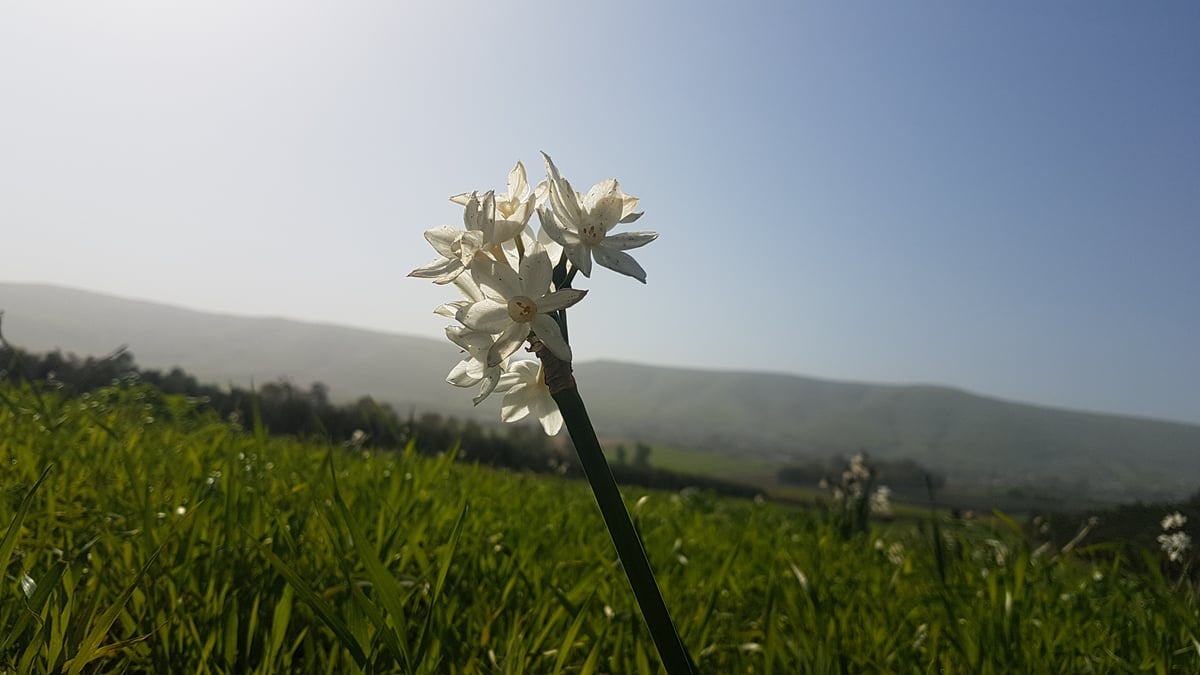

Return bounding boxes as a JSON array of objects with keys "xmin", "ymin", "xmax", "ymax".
[{"xmin": 538, "ymin": 348, "xmax": 696, "ymax": 674}]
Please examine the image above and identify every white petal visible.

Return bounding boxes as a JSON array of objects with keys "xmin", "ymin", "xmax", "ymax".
[
  {"xmin": 620, "ymin": 194, "xmax": 641, "ymax": 220},
  {"xmin": 593, "ymin": 246, "xmax": 648, "ymax": 283},
  {"xmin": 434, "ymin": 300, "xmax": 467, "ymax": 318},
  {"xmin": 462, "ymin": 192, "xmax": 482, "ymax": 230},
  {"xmin": 531, "ymin": 314, "xmax": 572, "ymax": 362},
  {"xmin": 537, "ymin": 207, "xmax": 580, "ymax": 247},
  {"xmin": 476, "ymin": 191, "xmax": 498, "ymax": 242},
  {"xmin": 537, "ymin": 288, "xmax": 587, "ymax": 313},
  {"xmin": 408, "ymin": 256, "xmax": 463, "ymax": 284},
  {"xmin": 472, "ymin": 368, "xmax": 501, "ymax": 405},
  {"xmin": 602, "ymin": 231, "xmax": 658, "ymax": 251},
  {"xmin": 446, "ymin": 360, "xmax": 480, "ymax": 387},
  {"xmin": 444, "ymin": 325, "xmax": 493, "ymax": 353},
  {"xmin": 564, "ymin": 242, "xmax": 593, "ymax": 277},
  {"xmin": 470, "ymin": 256, "xmax": 523, "ymax": 301},
  {"xmin": 541, "ymin": 152, "xmax": 582, "ymax": 226},
  {"xmin": 449, "ymin": 192, "xmax": 472, "ymax": 205},
  {"xmin": 537, "ymin": 405, "xmax": 563, "ymax": 436},
  {"xmin": 518, "ymin": 244, "xmax": 552, "ymax": 297},
  {"xmin": 535, "ymin": 221, "xmax": 564, "ymax": 263},
  {"xmin": 458, "ymin": 299, "xmax": 511, "ymax": 333},
  {"xmin": 583, "ymin": 179, "xmax": 624, "ymax": 230},
  {"xmin": 507, "ymin": 161, "xmax": 528, "ymax": 200},
  {"xmin": 533, "ymin": 179, "xmax": 551, "ymax": 208},
  {"xmin": 487, "ymin": 322, "xmax": 530, "ymax": 368},
  {"xmin": 500, "ymin": 389, "xmax": 534, "ymax": 423},
  {"xmin": 490, "ymin": 218, "xmax": 524, "ymax": 246},
  {"xmin": 450, "ymin": 271, "xmax": 484, "ymax": 303},
  {"xmin": 424, "ymin": 225, "xmax": 462, "ymax": 258}
]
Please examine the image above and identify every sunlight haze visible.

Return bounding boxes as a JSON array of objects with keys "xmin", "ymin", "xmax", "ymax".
[{"xmin": 2, "ymin": 1, "xmax": 1198, "ymax": 423}]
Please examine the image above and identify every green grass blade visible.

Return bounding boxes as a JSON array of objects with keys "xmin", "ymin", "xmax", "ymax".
[
  {"xmin": 64, "ymin": 545, "xmax": 161, "ymax": 675},
  {"xmin": 0, "ymin": 465, "xmax": 53, "ymax": 573},
  {"xmin": 413, "ymin": 500, "xmax": 469, "ymax": 669}
]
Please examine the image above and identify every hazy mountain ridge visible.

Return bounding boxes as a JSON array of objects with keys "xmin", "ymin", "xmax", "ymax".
[{"xmin": 3, "ymin": 282, "xmax": 1198, "ymax": 497}]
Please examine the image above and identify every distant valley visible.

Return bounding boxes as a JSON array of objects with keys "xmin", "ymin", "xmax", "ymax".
[{"xmin": 3, "ymin": 282, "xmax": 1198, "ymax": 501}]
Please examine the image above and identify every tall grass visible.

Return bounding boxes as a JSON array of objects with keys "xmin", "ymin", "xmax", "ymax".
[{"xmin": 2, "ymin": 381, "xmax": 1198, "ymax": 673}]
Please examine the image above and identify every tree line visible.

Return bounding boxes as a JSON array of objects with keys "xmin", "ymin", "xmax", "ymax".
[{"xmin": 0, "ymin": 334, "xmax": 757, "ymax": 498}]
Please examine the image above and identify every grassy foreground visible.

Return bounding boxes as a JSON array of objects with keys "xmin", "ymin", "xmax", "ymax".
[{"xmin": 2, "ymin": 381, "xmax": 1198, "ymax": 673}]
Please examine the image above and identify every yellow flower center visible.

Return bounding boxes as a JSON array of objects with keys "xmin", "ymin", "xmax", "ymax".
[{"xmin": 507, "ymin": 296, "xmax": 537, "ymax": 322}]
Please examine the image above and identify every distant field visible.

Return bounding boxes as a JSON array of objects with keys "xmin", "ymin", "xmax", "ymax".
[
  {"xmin": 600, "ymin": 440, "xmax": 779, "ymax": 480},
  {"xmin": 4, "ymin": 382, "xmax": 1199, "ymax": 673}
]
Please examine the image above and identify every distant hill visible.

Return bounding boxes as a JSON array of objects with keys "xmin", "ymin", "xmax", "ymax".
[{"xmin": 3, "ymin": 282, "xmax": 1199, "ymax": 498}]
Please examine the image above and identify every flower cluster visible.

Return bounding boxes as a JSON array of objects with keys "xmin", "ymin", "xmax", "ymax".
[
  {"xmin": 1158, "ymin": 511, "xmax": 1191, "ymax": 564},
  {"xmin": 410, "ymin": 155, "xmax": 657, "ymax": 435}
]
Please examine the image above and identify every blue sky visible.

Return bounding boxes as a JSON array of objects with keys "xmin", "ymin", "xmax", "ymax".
[{"xmin": 1, "ymin": 1, "xmax": 1197, "ymax": 423}]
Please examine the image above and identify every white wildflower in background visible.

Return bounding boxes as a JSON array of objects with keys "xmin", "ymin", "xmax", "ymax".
[
  {"xmin": 20, "ymin": 572, "xmax": 36, "ymax": 599},
  {"xmin": 849, "ymin": 452, "xmax": 871, "ymax": 480},
  {"xmin": 870, "ymin": 485, "xmax": 893, "ymax": 515},
  {"xmin": 1158, "ymin": 531, "xmax": 1192, "ymax": 563},
  {"xmin": 1161, "ymin": 512, "xmax": 1187, "ymax": 531},
  {"xmin": 887, "ymin": 542, "xmax": 906, "ymax": 566}
]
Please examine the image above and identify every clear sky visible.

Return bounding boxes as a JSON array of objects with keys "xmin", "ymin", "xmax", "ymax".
[{"xmin": 2, "ymin": 1, "xmax": 1198, "ymax": 424}]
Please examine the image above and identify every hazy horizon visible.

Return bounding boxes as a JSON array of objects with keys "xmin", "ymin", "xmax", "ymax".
[{"xmin": 3, "ymin": 2, "xmax": 1198, "ymax": 425}]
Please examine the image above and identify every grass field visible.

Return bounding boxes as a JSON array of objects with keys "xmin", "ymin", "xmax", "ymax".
[{"xmin": 3, "ymin": 381, "xmax": 1199, "ymax": 673}]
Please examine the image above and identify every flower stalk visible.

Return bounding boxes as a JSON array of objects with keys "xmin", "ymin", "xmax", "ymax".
[
  {"xmin": 534, "ymin": 344, "xmax": 697, "ymax": 674},
  {"xmin": 411, "ymin": 153, "xmax": 693, "ymax": 671}
]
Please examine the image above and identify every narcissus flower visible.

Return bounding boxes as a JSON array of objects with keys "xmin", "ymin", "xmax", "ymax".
[
  {"xmin": 409, "ymin": 191, "xmax": 525, "ymax": 284},
  {"xmin": 450, "ymin": 161, "xmax": 539, "ymax": 228},
  {"xmin": 539, "ymin": 152, "xmax": 657, "ymax": 283},
  {"xmin": 458, "ymin": 244, "xmax": 586, "ymax": 367},
  {"xmin": 444, "ymin": 325, "xmax": 504, "ymax": 404},
  {"xmin": 496, "ymin": 359, "xmax": 563, "ymax": 435}
]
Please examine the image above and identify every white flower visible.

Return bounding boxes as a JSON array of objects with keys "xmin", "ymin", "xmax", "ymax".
[
  {"xmin": 1158, "ymin": 531, "xmax": 1192, "ymax": 563},
  {"xmin": 1161, "ymin": 512, "xmax": 1188, "ymax": 531},
  {"xmin": 433, "ymin": 272, "xmax": 485, "ymax": 319},
  {"xmin": 409, "ymin": 192, "xmax": 525, "ymax": 284},
  {"xmin": 458, "ymin": 243, "xmax": 586, "ymax": 367},
  {"xmin": 495, "ymin": 360, "xmax": 562, "ymax": 435},
  {"xmin": 849, "ymin": 452, "xmax": 871, "ymax": 480},
  {"xmin": 538, "ymin": 152, "xmax": 657, "ymax": 283},
  {"xmin": 870, "ymin": 485, "xmax": 892, "ymax": 515},
  {"xmin": 450, "ymin": 161, "xmax": 538, "ymax": 228},
  {"xmin": 444, "ymin": 326, "xmax": 504, "ymax": 404}
]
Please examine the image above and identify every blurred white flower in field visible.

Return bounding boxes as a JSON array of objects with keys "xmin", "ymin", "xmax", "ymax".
[
  {"xmin": 870, "ymin": 485, "xmax": 893, "ymax": 515},
  {"xmin": 912, "ymin": 623, "xmax": 928, "ymax": 650},
  {"xmin": 495, "ymin": 360, "xmax": 563, "ymax": 436},
  {"xmin": 538, "ymin": 152, "xmax": 657, "ymax": 283},
  {"xmin": 849, "ymin": 452, "xmax": 871, "ymax": 480},
  {"xmin": 20, "ymin": 572, "xmax": 36, "ymax": 598},
  {"xmin": 1161, "ymin": 512, "xmax": 1187, "ymax": 531},
  {"xmin": 1158, "ymin": 531, "xmax": 1192, "ymax": 563},
  {"xmin": 459, "ymin": 244, "xmax": 586, "ymax": 366},
  {"xmin": 887, "ymin": 542, "xmax": 906, "ymax": 566}
]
